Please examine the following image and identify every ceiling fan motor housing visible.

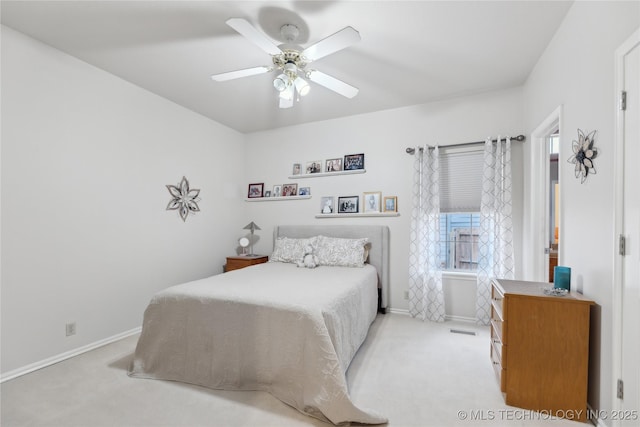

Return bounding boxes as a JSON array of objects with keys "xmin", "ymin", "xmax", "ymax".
[{"xmin": 273, "ymin": 50, "xmax": 308, "ymax": 74}]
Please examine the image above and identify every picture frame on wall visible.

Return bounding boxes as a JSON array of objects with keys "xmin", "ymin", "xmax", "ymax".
[
  {"xmin": 272, "ymin": 185, "xmax": 282, "ymax": 197},
  {"xmin": 306, "ymin": 161, "xmax": 323, "ymax": 174},
  {"xmin": 264, "ymin": 190, "xmax": 271, "ymax": 197},
  {"xmin": 344, "ymin": 153, "xmax": 365, "ymax": 170},
  {"xmin": 338, "ymin": 196, "xmax": 359, "ymax": 213},
  {"xmin": 325, "ymin": 158, "xmax": 343, "ymax": 172},
  {"xmin": 384, "ymin": 196, "xmax": 398, "ymax": 212},
  {"xmin": 292, "ymin": 163, "xmax": 302, "ymax": 175},
  {"xmin": 299, "ymin": 187, "xmax": 310, "ymax": 196},
  {"xmin": 282, "ymin": 183, "xmax": 298, "ymax": 196},
  {"xmin": 320, "ymin": 196, "xmax": 335, "ymax": 214},
  {"xmin": 363, "ymin": 191, "xmax": 382, "ymax": 213},
  {"xmin": 248, "ymin": 183, "xmax": 264, "ymax": 198}
]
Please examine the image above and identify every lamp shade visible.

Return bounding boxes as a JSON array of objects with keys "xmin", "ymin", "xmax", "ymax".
[
  {"xmin": 243, "ymin": 221, "xmax": 261, "ymax": 232},
  {"xmin": 273, "ymin": 74, "xmax": 288, "ymax": 92},
  {"xmin": 294, "ymin": 77, "xmax": 310, "ymax": 96}
]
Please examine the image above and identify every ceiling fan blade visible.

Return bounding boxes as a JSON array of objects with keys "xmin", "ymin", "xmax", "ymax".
[
  {"xmin": 302, "ymin": 26, "xmax": 360, "ymax": 62},
  {"xmin": 226, "ymin": 18, "xmax": 282, "ymax": 56},
  {"xmin": 307, "ymin": 70, "xmax": 359, "ymax": 98},
  {"xmin": 211, "ymin": 66, "xmax": 271, "ymax": 82}
]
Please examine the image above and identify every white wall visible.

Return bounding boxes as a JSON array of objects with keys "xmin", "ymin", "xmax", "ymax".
[
  {"xmin": 0, "ymin": 26, "xmax": 246, "ymax": 375},
  {"xmin": 522, "ymin": 1, "xmax": 639, "ymax": 418},
  {"xmin": 244, "ymin": 87, "xmax": 524, "ymax": 314}
]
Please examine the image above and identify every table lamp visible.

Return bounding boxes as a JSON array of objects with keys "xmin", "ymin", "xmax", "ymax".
[{"xmin": 243, "ymin": 222, "xmax": 261, "ymax": 256}]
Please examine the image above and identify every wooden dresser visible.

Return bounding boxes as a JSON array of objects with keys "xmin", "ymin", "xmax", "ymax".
[
  {"xmin": 225, "ymin": 255, "xmax": 268, "ymax": 272},
  {"xmin": 490, "ymin": 279, "xmax": 594, "ymax": 422}
]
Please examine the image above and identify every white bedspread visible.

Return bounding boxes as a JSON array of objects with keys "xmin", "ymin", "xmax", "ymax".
[{"xmin": 128, "ymin": 262, "xmax": 387, "ymax": 425}]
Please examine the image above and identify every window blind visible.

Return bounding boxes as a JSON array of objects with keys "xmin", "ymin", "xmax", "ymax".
[{"xmin": 439, "ymin": 147, "xmax": 484, "ymax": 213}]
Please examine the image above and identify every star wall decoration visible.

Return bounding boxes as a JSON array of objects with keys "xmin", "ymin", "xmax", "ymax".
[
  {"xmin": 567, "ymin": 129, "xmax": 598, "ymax": 184},
  {"xmin": 166, "ymin": 176, "xmax": 200, "ymax": 222}
]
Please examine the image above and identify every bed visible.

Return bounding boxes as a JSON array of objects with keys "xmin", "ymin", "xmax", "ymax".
[{"xmin": 128, "ymin": 225, "xmax": 389, "ymax": 425}]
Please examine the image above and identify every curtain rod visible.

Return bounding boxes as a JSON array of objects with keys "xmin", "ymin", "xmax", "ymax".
[{"xmin": 405, "ymin": 134, "xmax": 526, "ymax": 154}]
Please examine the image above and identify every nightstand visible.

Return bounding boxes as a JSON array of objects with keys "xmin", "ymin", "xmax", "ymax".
[{"xmin": 225, "ymin": 255, "xmax": 269, "ymax": 272}]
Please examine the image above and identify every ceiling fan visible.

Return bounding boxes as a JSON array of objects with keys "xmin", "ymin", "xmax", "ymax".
[{"xmin": 211, "ymin": 18, "xmax": 361, "ymax": 109}]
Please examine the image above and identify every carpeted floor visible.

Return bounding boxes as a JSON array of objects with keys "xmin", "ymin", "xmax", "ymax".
[{"xmin": 1, "ymin": 313, "xmax": 583, "ymax": 426}]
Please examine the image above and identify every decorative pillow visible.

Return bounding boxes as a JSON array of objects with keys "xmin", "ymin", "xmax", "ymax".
[
  {"xmin": 270, "ymin": 236, "xmax": 318, "ymax": 264},
  {"xmin": 315, "ymin": 235, "xmax": 370, "ymax": 267}
]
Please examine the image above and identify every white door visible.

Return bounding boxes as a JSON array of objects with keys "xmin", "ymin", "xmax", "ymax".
[{"xmin": 615, "ymin": 28, "xmax": 640, "ymax": 425}]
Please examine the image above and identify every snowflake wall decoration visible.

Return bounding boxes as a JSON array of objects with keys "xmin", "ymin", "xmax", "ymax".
[
  {"xmin": 567, "ymin": 129, "xmax": 598, "ymax": 184},
  {"xmin": 166, "ymin": 176, "xmax": 200, "ymax": 222}
]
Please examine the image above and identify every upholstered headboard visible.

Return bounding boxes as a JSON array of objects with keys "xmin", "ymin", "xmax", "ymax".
[{"xmin": 273, "ymin": 225, "xmax": 390, "ymax": 310}]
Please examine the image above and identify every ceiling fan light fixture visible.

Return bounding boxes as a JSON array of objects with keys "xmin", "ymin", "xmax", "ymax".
[
  {"xmin": 279, "ymin": 84, "xmax": 294, "ymax": 101},
  {"xmin": 294, "ymin": 76, "xmax": 310, "ymax": 97},
  {"xmin": 273, "ymin": 74, "xmax": 289, "ymax": 92},
  {"xmin": 279, "ymin": 85, "xmax": 294, "ymax": 109}
]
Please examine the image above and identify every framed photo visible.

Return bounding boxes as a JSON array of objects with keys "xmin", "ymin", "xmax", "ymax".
[
  {"xmin": 292, "ymin": 163, "xmax": 302, "ymax": 175},
  {"xmin": 320, "ymin": 196, "xmax": 334, "ymax": 214},
  {"xmin": 338, "ymin": 196, "xmax": 359, "ymax": 213},
  {"xmin": 384, "ymin": 196, "xmax": 398, "ymax": 212},
  {"xmin": 325, "ymin": 158, "xmax": 343, "ymax": 172},
  {"xmin": 272, "ymin": 185, "xmax": 282, "ymax": 198},
  {"xmin": 264, "ymin": 190, "xmax": 271, "ymax": 198},
  {"xmin": 344, "ymin": 153, "xmax": 365, "ymax": 170},
  {"xmin": 298, "ymin": 187, "xmax": 310, "ymax": 196},
  {"xmin": 282, "ymin": 183, "xmax": 298, "ymax": 196},
  {"xmin": 306, "ymin": 160, "xmax": 323, "ymax": 174},
  {"xmin": 248, "ymin": 183, "xmax": 264, "ymax": 198},
  {"xmin": 363, "ymin": 191, "xmax": 382, "ymax": 213}
]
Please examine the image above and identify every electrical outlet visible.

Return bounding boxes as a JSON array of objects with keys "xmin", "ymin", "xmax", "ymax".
[
  {"xmin": 65, "ymin": 322, "xmax": 76, "ymax": 337},
  {"xmin": 404, "ymin": 291, "xmax": 409, "ymax": 300}
]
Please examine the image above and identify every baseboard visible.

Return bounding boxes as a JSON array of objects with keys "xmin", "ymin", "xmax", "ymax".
[
  {"xmin": 387, "ymin": 308, "xmax": 410, "ymax": 316},
  {"xmin": 445, "ymin": 314, "xmax": 477, "ymax": 323},
  {"xmin": 586, "ymin": 403, "xmax": 609, "ymax": 427},
  {"xmin": 0, "ymin": 327, "xmax": 141, "ymax": 383},
  {"xmin": 386, "ymin": 309, "xmax": 477, "ymax": 324}
]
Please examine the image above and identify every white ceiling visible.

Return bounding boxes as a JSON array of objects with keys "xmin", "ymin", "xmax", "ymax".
[{"xmin": 1, "ymin": 1, "xmax": 573, "ymax": 134}]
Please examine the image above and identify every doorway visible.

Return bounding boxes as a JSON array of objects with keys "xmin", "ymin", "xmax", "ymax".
[{"xmin": 529, "ymin": 107, "xmax": 562, "ymax": 283}]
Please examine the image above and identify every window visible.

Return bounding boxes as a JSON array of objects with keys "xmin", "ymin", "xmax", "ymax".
[
  {"xmin": 439, "ymin": 213, "xmax": 480, "ymax": 271},
  {"xmin": 438, "ymin": 146, "xmax": 483, "ymax": 272}
]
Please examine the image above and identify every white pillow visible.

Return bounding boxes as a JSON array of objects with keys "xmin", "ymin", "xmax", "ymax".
[
  {"xmin": 315, "ymin": 235, "xmax": 370, "ymax": 267},
  {"xmin": 270, "ymin": 236, "xmax": 318, "ymax": 263}
]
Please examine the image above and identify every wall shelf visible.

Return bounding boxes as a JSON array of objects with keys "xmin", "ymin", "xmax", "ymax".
[
  {"xmin": 245, "ymin": 195, "xmax": 312, "ymax": 202},
  {"xmin": 315, "ymin": 212, "xmax": 400, "ymax": 218},
  {"xmin": 288, "ymin": 169, "xmax": 366, "ymax": 179}
]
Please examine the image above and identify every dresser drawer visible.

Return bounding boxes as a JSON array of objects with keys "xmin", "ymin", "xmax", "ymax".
[
  {"xmin": 491, "ymin": 282, "xmax": 504, "ymax": 319},
  {"xmin": 490, "ymin": 324, "xmax": 506, "ymax": 367},
  {"xmin": 491, "ymin": 340, "xmax": 507, "ymax": 392}
]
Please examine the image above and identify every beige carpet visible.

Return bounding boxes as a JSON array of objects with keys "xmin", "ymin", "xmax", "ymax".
[{"xmin": 1, "ymin": 313, "xmax": 583, "ymax": 427}]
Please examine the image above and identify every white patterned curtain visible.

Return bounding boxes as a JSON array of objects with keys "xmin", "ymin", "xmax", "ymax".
[
  {"xmin": 409, "ymin": 146, "xmax": 445, "ymax": 322},
  {"xmin": 476, "ymin": 137, "xmax": 514, "ymax": 325}
]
